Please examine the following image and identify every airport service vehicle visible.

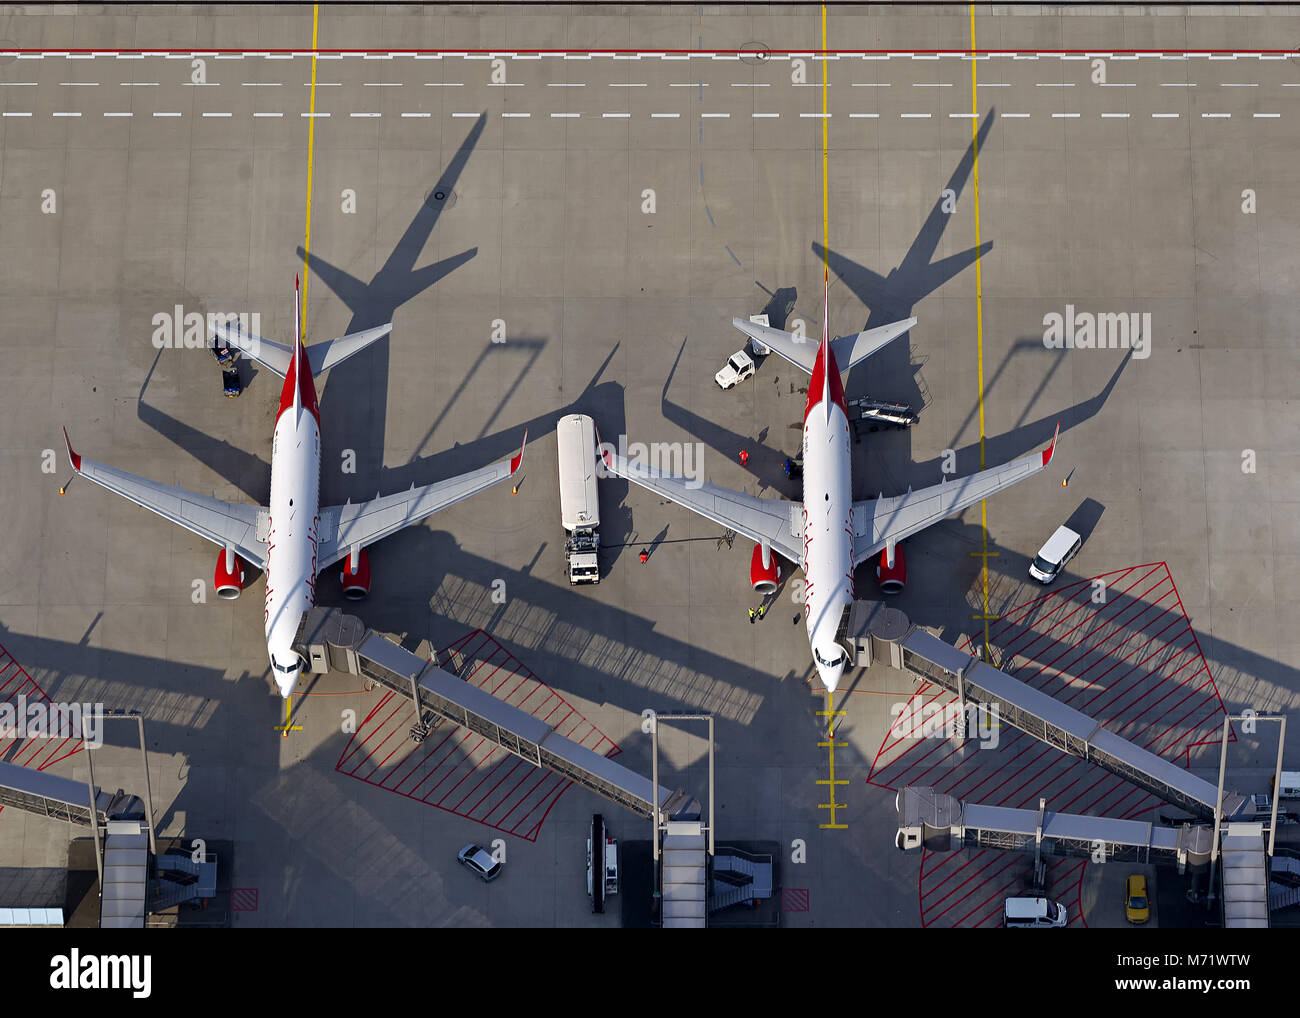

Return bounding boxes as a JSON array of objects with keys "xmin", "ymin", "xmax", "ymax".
[
  {"xmin": 1003, "ymin": 896, "xmax": 1067, "ymax": 928},
  {"xmin": 1029, "ymin": 525, "xmax": 1082, "ymax": 584},
  {"xmin": 586, "ymin": 814, "xmax": 619, "ymax": 914},
  {"xmin": 557, "ymin": 414, "xmax": 601, "ymax": 584},
  {"xmin": 458, "ymin": 844, "xmax": 503, "ymax": 883},
  {"xmin": 714, "ymin": 349, "xmax": 756, "ymax": 390},
  {"xmin": 602, "ymin": 280, "xmax": 1059, "ymax": 694},
  {"xmin": 1125, "ymin": 874, "xmax": 1150, "ymax": 924},
  {"xmin": 63, "ymin": 278, "xmax": 525, "ymax": 699}
]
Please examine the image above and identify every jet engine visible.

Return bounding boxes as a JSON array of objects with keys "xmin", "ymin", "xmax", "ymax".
[
  {"xmin": 339, "ymin": 549, "xmax": 371, "ymax": 600},
  {"xmin": 214, "ymin": 549, "xmax": 246, "ymax": 600},
  {"xmin": 750, "ymin": 544, "xmax": 780, "ymax": 594},
  {"xmin": 876, "ymin": 545, "xmax": 907, "ymax": 594}
]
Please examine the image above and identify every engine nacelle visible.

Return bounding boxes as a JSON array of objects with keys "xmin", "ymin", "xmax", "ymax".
[
  {"xmin": 750, "ymin": 544, "xmax": 780, "ymax": 594},
  {"xmin": 214, "ymin": 549, "xmax": 246, "ymax": 600},
  {"xmin": 339, "ymin": 549, "xmax": 371, "ymax": 600},
  {"xmin": 876, "ymin": 545, "xmax": 907, "ymax": 595}
]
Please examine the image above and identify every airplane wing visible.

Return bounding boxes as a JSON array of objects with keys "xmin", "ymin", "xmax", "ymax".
[
  {"xmin": 852, "ymin": 424, "xmax": 1059, "ymax": 566},
  {"xmin": 317, "ymin": 432, "xmax": 526, "ymax": 569},
  {"xmin": 62, "ymin": 429, "xmax": 267, "ymax": 569},
  {"xmin": 731, "ymin": 316, "xmax": 916, "ymax": 375},
  {"xmin": 209, "ymin": 321, "xmax": 392, "ymax": 379},
  {"xmin": 602, "ymin": 446, "xmax": 805, "ymax": 567}
]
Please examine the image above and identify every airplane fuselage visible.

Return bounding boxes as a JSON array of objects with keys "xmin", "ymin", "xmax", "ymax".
[
  {"xmin": 800, "ymin": 341, "xmax": 855, "ymax": 693},
  {"xmin": 263, "ymin": 333, "xmax": 322, "ymax": 697}
]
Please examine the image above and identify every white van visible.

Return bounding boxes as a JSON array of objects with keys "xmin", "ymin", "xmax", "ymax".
[
  {"xmin": 1004, "ymin": 896, "xmax": 1068, "ymax": 928},
  {"xmin": 1028, "ymin": 525, "xmax": 1082, "ymax": 584}
]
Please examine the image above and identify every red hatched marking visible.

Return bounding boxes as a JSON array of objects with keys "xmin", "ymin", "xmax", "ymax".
[
  {"xmin": 866, "ymin": 563, "xmax": 1231, "ymax": 928},
  {"xmin": 335, "ymin": 631, "xmax": 620, "ymax": 842},
  {"xmin": 782, "ymin": 888, "xmax": 810, "ymax": 913},
  {"xmin": 231, "ymin": 888, "xmax": 259, "ymax": 912},
  {"xmin": 0, "ymin": 641, "xmax": 86, "ymax": 817}
]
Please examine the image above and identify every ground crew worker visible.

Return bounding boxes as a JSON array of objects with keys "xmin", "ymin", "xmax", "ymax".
[
  {"xmin": 639, "ymin": 549, "xmax": 649, "ymax": 564},
  {"xmin": 739, "ymin": 449, "xmax": 749, "ymax": 466},
  {"xmin": 748, "ymin": 607, "xmax": 757, "ymax": 624},
  {"xmin": 757, "ymin": 602, "xmax": 768, "ymax": 620}
]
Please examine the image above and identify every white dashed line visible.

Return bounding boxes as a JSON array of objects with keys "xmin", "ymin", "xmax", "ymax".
[
  {"xmin": 153, "ymin": 111, "xmax": 181, "ymax": 117},
  {"xmin": 120, "ymin": 81, "xmax": 158, "ymax": 86},
  {"xmin": 1036, "ymin": 82, "xmax": 1075, "ymax": 87},
  {"xmin": 668, "ymin": 82, "xmax": 706, "ymax": 87},
  {"xmin": 607, "ymin": 82, "xmax": 647, "ymax": 87},
  {"xmin": 1098, "ymin": 82, "xmax": 1136, "ymax": 87},
  {"xmin": 702, "ymin": 112, "xmax": 730, "ymax": 118},
  {"xmin": 1052, "ymin": 112, "xmax": 1080, "ymax": 118},
  {"xmin": 650, "ymin": 112, "xmax": 680, "ymax": 118},
  {"xmin": 59, "ymin": 81, "xmax": 98, "ymax": 86},
  {"xmin": 800, "ymin": 112, "xmax": 829, "ymax": 117},
  {"xmin": 425, "ymin": 82, "xmax": 464, "ymax": 87},
  {"xmin": 948, "ymin": 112, "xmax": 977, "ymax": 118},
  {"xmin": 104, "ymin": 111, "xmax": 132, "ymax": 117},
  {"xmin": 350, "ymin": 112, "xmax": 381, "ymax": 117},
  {"xmin": 363, "ymin": 82, "xmax": 401, "ymax": 86},
  {"xmin": 550, "ymin": 112, "xmax": 580, "ymax": 117},
  {"xmin": 1160, "ymin": 82, "xmax": 1195, "ymax": 86},
  {"xmin": 912, "ymin": 82, "xmax": 952, "ymax": 87},
  {"xmin": 301, "ymin": 111, "xmax": 329, "ymax": 117},
  {"xmin": 753, "ymin": 112, "xmax": 780, "ymax": 118},
  {"xmin": 0, "ymin": 83, "xmax": 38, "ymax": 87},
  {"xmin": 1201, "ymin": 113, "xmax": 1231, "ymax": 118},
  {"xmin": 401, "ymin": 112, "xmax": 431, "ymax": 117},
  {"xmin": 501, "ymin": 112, "xmax": 530, "ymax": 117},
  {"xmin": 451, "ymin": 112, "xmax": 479, "ymax": 117},
  {"xmin": 201, "ymin": 112, "xmax": 231, "ymax": 117},
  {"xmin": 546, "ymin": 82, "xmax": 585, "ymax": 87},
  {"xmin": 730, "ymin": 82, "xmax": 769, "ymax": 87},
  {"xmin": 1253, "ymin": 112, "xmax": 1281, "ymax": 118},
  {"xmin": 253, "ymin": 112, "xmax": 283, "ymax": 117},
  {"xmin": 1221, "ymin": 83, "xmax": 1257, "ymax": 87},
  {"xmin": 52, "ymin": 111, "xmax": 81, "ymax": 117},
  {"xmin": 848, "ymin": 112, "xmax": 878, "ymax": 118},
  {"xmin": 1101, "ymin": 112, "xmax": 1131, "ymax": 118},
  {"xmin": 1152, "ymin": 112, "xmax": 1180, "ymax": 118},
  {"xmin": 602, "ymin": 112, "xmax": 630, "ymax": 118},
  {"xmin": 1002, "ymin": 112, "xmax": 1031, "ymax": 118},
  {"xmin": 242, "ymin": 82, "xmax": 281, "ymax": 86},
  {"xmin": 850, "ymin": 82, "xmax": 889, "ymax": 87},
  {"xmin": 900, "ymin": 112, "xmax": 931, "ymax": 118},
  {"xmin": 1, "ymin": 111, "xmax": 31, "ymax": 117}
]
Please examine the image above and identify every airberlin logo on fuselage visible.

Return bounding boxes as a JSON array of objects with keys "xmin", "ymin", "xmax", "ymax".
[{"xmin": 151, "ymin": 306, "xmax": 262, "ymax": 352}]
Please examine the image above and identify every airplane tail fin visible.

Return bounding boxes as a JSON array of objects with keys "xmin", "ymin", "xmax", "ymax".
[
  {"xmin": 293, "ymin": 276, "xmax": 303, "ymax": 417},
  {"xmin": 822, "ymin": 275, "xmax": 832, "ymax": 422}
]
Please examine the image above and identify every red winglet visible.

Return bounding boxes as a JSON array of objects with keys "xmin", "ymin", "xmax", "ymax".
[
  {"xmin": 510, "ymin": 429, "xmax": 528, "ymax": 474},
  {"xmin": 62, "ymin": 427, "xmax": 82, "ymax": 472},
  {"xmin": 1041, "ymin": 422, "xmax": 1060, "ymax": 468}
]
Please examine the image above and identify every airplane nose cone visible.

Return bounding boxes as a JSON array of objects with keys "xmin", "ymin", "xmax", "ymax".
[
  {"xmin": 816, "ymin": 662, "xmax": 844, "ymax": 694},
  {"xmin": 275, "ymin": 674, "xmax": 296, "ymax": 699}
]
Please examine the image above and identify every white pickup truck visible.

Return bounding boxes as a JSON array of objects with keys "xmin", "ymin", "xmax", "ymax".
[{"xmin": 714, "ymin": 349, "xmax": 756, "ymax": 389}]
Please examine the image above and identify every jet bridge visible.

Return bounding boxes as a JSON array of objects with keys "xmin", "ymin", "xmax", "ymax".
[
  {"xmin": 897, "ymin": 785, "xmax": 1215, "ymax": 869},
  {"xmin": 294, "ymin": 607, "xmax": 698, "ymax": 822},
  {"xmin": 848, "ymin": 603, "xmax": 1254, "ymax": 823}
]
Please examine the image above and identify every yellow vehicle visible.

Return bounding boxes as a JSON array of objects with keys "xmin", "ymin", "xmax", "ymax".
[{"xmin": 1125, "ymin": 874, "xmax": 1150, "ymax": 924}]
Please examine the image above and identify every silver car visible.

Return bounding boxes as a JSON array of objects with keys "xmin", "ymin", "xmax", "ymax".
[{"xmin": 457, "ymin": 843, "xmax": 503, "ymax": 882}]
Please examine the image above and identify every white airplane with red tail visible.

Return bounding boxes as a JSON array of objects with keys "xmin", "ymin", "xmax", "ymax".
[
  {"xmin": 63, "ymin": 279, "xmax": 525, "ymax": 698},
  {"xmin": 602, "ymin": 282, "xmax": 1057, "ymax": 694}
]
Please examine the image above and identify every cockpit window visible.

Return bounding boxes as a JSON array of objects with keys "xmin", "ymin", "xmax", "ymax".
[
  {"xmin": 272, "ymin": 657, "xmax": 300, "ymax": 675},
  {"xmin": 814, "ymin": 647, "xmax": 844, "ymax": 669}
]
